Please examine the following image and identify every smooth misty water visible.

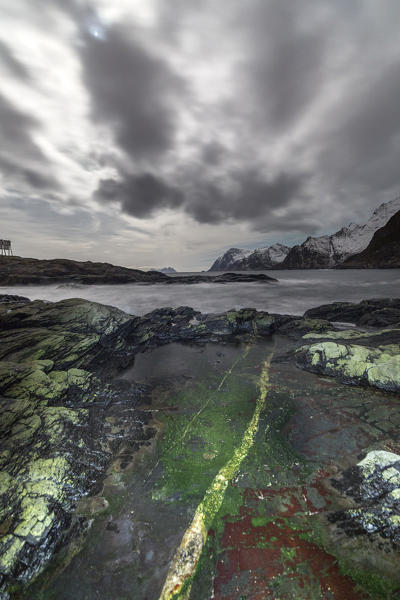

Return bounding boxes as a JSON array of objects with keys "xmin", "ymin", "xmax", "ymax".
[{"xmin": 1, "ymin": 269, "xmax": 399, "ymax": 316}]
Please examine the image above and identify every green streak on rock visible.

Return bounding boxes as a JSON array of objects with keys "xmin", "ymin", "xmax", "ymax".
[{"xmin": 159, "ymin": 350, "xmax": 273, "ymax": 600}]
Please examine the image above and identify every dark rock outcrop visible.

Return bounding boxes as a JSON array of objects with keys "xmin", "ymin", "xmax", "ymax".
[
  {"xmin": 338, "ymin": 209, "xmax": 400, "ymax": 269},
  {"xmin": 0, "ymin": 257, "xmax": 277, "ymax": 286},
  {"xmin": 304, "ymin": 298, "xmax": 400, "ymax": 327},
  {"xmin": 0, "ymin": 297, "xmax": 137, "ymax": 595},
  {"xmin": 150, "ymin": 267, "xmax": 177, "ymax": 273},
  {"xmin": 0, "ymin": 295, "xmax": 30, "ymax": 304},
  {"xmin": 167, "ymin": 272, "xmax": 278, "ymax": 284},
  {"xmin": 0, "ymin": 256, "xmax": 168, "ymax": 286}
]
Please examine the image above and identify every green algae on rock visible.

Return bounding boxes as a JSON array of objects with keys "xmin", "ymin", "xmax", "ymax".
[{"xmin": 159, "ymin": 347, "xmax": 274, "ymax": 600}]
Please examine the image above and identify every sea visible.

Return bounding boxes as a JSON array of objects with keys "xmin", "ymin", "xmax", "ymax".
[{"xmin": 1, "ymin": 269, "xmax": 399, "ymax": 317}]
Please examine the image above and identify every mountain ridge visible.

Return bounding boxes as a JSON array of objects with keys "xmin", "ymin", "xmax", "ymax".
[
  {"xmin": 208, "ymin": 197, "xmax": 400, "ymax": 271},
  {"xmin": 280, "ymin": 196, "xmax": 400, "ymax": 269},
  {"xmin": 337, "ymin": 209, "xmax": 400, "ymax": 268}
]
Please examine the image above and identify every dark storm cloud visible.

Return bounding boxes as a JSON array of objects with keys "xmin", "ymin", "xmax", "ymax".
[
  {"xmin": 312, "ymin": 59, "xmax": 400, "ymax": 208},
  {"xmin": 201, "ymin": 142, "xmax": 226, "ymax": 166},
  {"xmin": 77, "ymin": 23, "xmax": 186, "ymax": 161},
  {"xmin": 0, "ymin": 93, "xmax": 57, "ymax": 190},
  {"xmin": 96, "ymin": 166, "xmax": 306, "ymax": 230},
  {"xmin": 240, "ymin": 0, "xmax": 328, "ymax": 133},
  {"xmin": 0, "ymin": 40, "xmax": 31, "ymax": 81},
  {"xmin": 0, "ymin": 93, "xmax": 40, "ymax": 156},
  {"xmin": 164, "ymin": 0, "xmax": 400, "ymax": 226},
  {"xmin": 96, "ymin": 172, "xmax": 184, "ymax": 218},
  {"xmin": 185, "ymin": 170, "xmax": 306, "ymax": 225},
  {"xmin": 329, "ymin": 62, "xmax": 400, "ymax": 175}
]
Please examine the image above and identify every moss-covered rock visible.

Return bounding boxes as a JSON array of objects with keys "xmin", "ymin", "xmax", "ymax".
[{"xmin": 0, "ymin": 298, "xmax": 137, "ymax": 595}]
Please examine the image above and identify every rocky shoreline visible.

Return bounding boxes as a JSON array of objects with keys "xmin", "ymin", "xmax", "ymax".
[
  {"xmin": 0, "ymin": 257, "xmax": 277, "ymax": 286},
  {"xmin": 0, "ymin": 294, "xmax": 399, "ymax": 598}
]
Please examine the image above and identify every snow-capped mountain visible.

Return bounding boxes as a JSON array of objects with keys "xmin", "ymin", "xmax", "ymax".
[
  {"xmin": 209, "ymin": 248, "xmax": 253, "ymax": 271},
  {"xmin": 281, "ymin": 196, "xmax": 400, "ymax": 269},
  {"xmin": 209, "ymin": 243, "xmax": 290, "ymax": 271}
]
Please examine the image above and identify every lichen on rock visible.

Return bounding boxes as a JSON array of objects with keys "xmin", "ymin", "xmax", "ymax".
[
  {"xmin": 329, "ymin": 450, "xmax": 400, "ymax": 545},
  {"xmin": 296, "ymin": 339, "xmax": 400, "ymax": 392}
]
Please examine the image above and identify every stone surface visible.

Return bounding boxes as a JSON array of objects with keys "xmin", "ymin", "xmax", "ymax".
[
  {"xmin": 330, "ymin": 450, "xmax": 400, "ymax": 544},
  {"xmin": 290, "ymin": 300, "xmax": 400, "ymax": 393}
]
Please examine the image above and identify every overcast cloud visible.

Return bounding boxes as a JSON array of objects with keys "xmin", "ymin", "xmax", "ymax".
[{"xmin": 0, "ymin": 0, "xmax": 399, "ymax": 269}]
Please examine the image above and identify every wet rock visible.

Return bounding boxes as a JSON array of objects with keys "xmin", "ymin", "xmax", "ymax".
[
  {"xmin": 124, "ymin": 306, "xmax": 293, "ymax": 350},
  {"xmin": 0, "ymin": 299, "xmax": 288, "ymax": 595},
  {"xmin": 76, "ymin": 496, "xmax": 109, "ymax": 517},
  {"xmin": 329, "ymin": 450, "xmax": 400, "ymax": 545},
  {"xmin": 275, "ymin": 317, "xmax": 334, "ymax": 339}
]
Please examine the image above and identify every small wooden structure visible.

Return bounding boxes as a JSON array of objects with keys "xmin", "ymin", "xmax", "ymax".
[{"xmin": 0, "ymin": 240, "xmax": 13, "ymax": 256}]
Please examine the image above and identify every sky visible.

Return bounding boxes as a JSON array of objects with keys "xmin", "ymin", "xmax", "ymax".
[{"xmin": 0, "ymin": 0, "xmax": 399, "ymax": 270}]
